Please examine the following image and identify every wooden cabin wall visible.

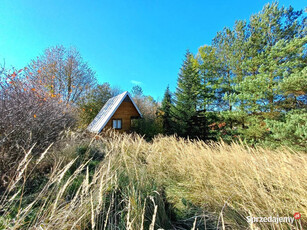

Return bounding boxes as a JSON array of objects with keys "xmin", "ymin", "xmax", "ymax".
[{"xmin": 104, "ymin": 101, "xmax": 140, "ymax": 132}]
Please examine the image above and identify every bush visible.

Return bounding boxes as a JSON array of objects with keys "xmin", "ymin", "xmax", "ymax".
[
  {"xmin": 130, "ymin": 91, "xmax": 163, "ymax": 140},
  {"xmin": 131, "ymin": 117, "xmax": 163, "ymax": 140},
  {"xmin": 0, "ymin": 67, "xmax": 75, "ymax": 189}
]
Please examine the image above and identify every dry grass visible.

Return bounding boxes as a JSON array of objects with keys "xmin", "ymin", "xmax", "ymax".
[
  {"xmin": 147, "ymin": 136, "xmax": 307, "ymax": 229},
  {"xmin": 0, "ymin": 131, "xmax": 306, "ymax": 229}
]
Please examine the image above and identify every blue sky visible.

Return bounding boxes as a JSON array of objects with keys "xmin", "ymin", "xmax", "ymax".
[{"xmin": 0, "ymin": 0, "xmax": 305, "ymax": 100}]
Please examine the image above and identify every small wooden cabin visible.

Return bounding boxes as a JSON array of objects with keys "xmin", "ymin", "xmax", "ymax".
[{"xmin": 87, "ymin": 91, "xmax": 142, "ymax": 133}]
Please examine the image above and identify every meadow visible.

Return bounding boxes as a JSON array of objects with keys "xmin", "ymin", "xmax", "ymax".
[
  {"xmin": 0, "ymin": 2, "xmax": 306, "ymax": 230},
  {"xmin": 0, "ymin": 131, "xmax": 305, "ymax": 229}
]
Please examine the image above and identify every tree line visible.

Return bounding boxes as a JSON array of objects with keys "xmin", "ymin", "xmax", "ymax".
[{"xmin": 160, "ymin": 3, "xmax": 306, "ymax": 150}]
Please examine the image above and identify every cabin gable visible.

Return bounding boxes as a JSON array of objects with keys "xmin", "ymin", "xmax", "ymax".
[
  {"xmin": 104, "ymin": 99, "xmax": 140, "ymax": 132},
  {"xmin": 87, "ymin": 91, "xmax": 142, "ymax": 133}
]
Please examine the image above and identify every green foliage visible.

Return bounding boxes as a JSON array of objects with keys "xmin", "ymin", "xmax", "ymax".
[
  {"xmin": 197, "ymin": 45, "xmax": 222, "ymax": 111},
  {"xmin": 130, "ymin": 86, "xmax": 163, "ymax": 139},
  {"xmin": 169, "ymin": 2, "xmax": 306, "ymax": 149},
  {"xmin": 160, "ymin": 86, "xmax": 175, "ymax": 135},
  {"xmin": 173, "ymin": 51, "xmax": 203, "ymax": 138},
  {"xmin": 77, "ymin": 83, "xmax": 121, "ymax": 127},
  {"xmin": 265, "ymin": 109, "xmax": 307, "ymax": 151},
  {"xmin": 131, "ymin": 117, "xmax": 163, "ymax": 140},
  {"xmin": 131, "ymin": 85, "xmax": 143, "ymax": 96}
]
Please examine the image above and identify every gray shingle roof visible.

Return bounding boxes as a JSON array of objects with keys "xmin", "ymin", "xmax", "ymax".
[{"xmin": 87, "ymin": 91, "xmax": 142, "ymax": 133}]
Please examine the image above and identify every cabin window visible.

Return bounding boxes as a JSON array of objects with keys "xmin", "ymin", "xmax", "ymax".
[{"xmin": 112, "ymin": 119, "xmax": 122, "ymax": 129}]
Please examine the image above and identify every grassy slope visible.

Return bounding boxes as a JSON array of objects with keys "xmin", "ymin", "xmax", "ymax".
[{"xmin": 0, "ymin": 131, "xmax": 306, "ymax": 229}]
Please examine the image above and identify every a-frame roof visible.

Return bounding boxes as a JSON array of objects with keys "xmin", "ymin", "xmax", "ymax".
[{"xmin": 87, "ymin": 91, "xmax": 142, "ymax": 133}]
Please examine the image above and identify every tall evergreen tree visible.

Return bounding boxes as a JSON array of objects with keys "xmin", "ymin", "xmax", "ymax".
[
  {"xmin": 232, "ymin": 3, "xmax": 305, "ymax": 141},
  {"xmin": 160, "ymin": 86, "xmax": 174, "ymax": 135},
  {"xmin": 173, "ymin": 51, "xmax": 203, "ymax": 138},
  {"xmin": 237, "ymin": 2, "xmax": 305, "ymax": 115},
  {"xmin": 194, "ymin": 2, "xmax": 305, "ymax": 144},
  {"xmin": 197, "ymin": 45, "xmax": 221, "ymax": 111},
  {"xmin": 212, "ymin": 27, "xmax": 236, "ymax": 112}
]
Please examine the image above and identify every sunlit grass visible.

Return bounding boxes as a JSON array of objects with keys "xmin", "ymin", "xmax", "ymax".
[{"xmin": 0, "ymin": 131, "xmax": 305, "ymax": 229}]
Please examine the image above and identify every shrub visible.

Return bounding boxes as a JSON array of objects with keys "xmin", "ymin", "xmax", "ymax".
[
  {"xmin": 0, "ymin": 67, "xmax": 75, "ymax": 189},
  {"xmin": 131, "ymin": 117, "xmax": 163, "ymax": 140},
  {"xmin": 130, "ymin": 91, "xmax": 163, "ymax": 140}
]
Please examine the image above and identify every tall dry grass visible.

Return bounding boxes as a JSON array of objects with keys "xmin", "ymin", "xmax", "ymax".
[
  {"xmin": 0, "ymin": 131, "xmax": 306, "ymax": 229},
  {"xmin": 147, "ymin": 136, "xmax": 306, "ymax": 229}
]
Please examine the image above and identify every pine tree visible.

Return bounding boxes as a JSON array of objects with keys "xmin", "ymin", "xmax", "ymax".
[
  {"xmin": 278, "ymin": 37, "xmax": 307, "ymax": 110},
  {"xmin": 173, "ymin": 51, "xmax": 203, "ymax": 138},
  {"xmin": 281, "ymin": 66, "xmax": 307, "ymax": 109},
  {"xmin": 237, "ymin": 2, "xmax": 304, "ymax": 115},
  {"xmin": 229, "ymin": 3, "xmax": 305, "ymax": 142},
  {"xmin": 212, "ymin": 27, "xmax": 237, "ymax": 112},
  {"xmin": 265, "ymin": 108, "xmax": 307, "ymax": 151},
  {"xmin": 174, "ymin": 2, "xmax": 306, "ymax": 145},
  {"xmin": 197, "ymin": 45, "xmax": 221, "ymax": 111},
  {"xmin": 160, "ymin": 86, "xmax": 174, "ymax": 135}
]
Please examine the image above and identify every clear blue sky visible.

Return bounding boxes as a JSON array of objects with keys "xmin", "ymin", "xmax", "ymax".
[{"xmin": 0, "ymin": 0, "xmax": 305, "ymax": 100}]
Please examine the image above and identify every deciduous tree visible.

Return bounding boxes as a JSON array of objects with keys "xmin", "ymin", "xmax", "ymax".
[{"xmin": 27, "ymin": 45, "xmax": 96, "ymax": 104}]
